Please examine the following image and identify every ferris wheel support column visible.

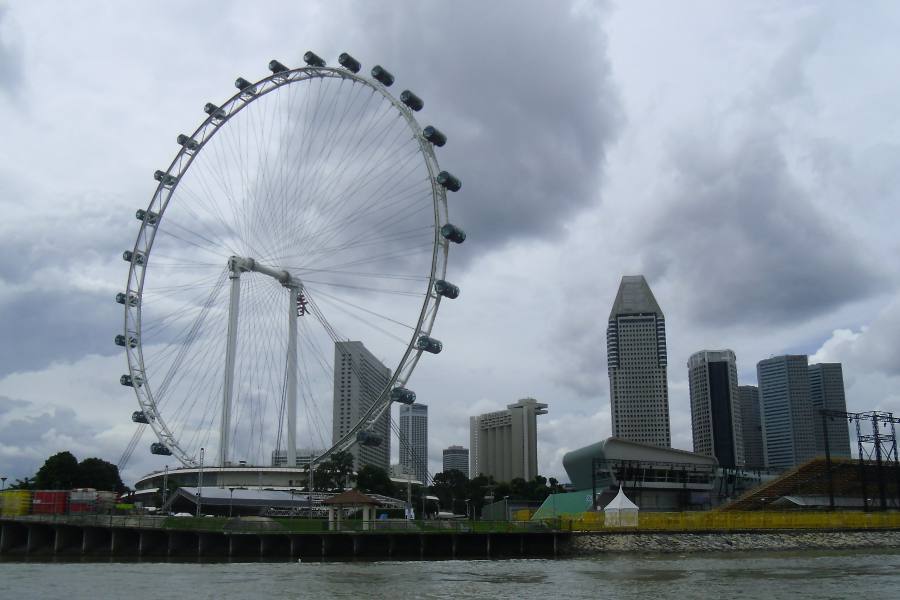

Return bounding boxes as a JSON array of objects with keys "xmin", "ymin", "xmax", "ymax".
[
  {"xmin": 219, "ymin": 260, "xmax": 243, "ymax": 467},
  {"xmin": 286, "ymin": 284, "xmax": 299, "ymax": 468}
]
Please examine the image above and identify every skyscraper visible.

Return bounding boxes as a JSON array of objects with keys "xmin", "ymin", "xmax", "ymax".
[
  {"xmin": 469, "ymin": 398, "xmax": 548, "ymax": 482},
  {"xmin": 332, "ymin": 341, "xmax": 391, "ymax": 472},
  {"xmin": 738, "ymin": 385, "xmax": 765, "ymax": 468},
  {"xmin": 808, "ymin": 363, "xmax": 852, "ymax": 458},
  {"xmin": 687, "ymin": 350, "xmax": 744, "ymax": 467},
  {"xmin": 399, "ymin": 403, "xmax": 429, "ymax": 485},
  {"xmin": 442, "ymin": 445, "xmax": 469, "ymax": 477},
  {"xmin": 607, "ymin": 275, "xmax": 671, "ymax": 447},
  {"xmin": 757, "ymin": 355, "xmax": 816, "ymax": 469}
]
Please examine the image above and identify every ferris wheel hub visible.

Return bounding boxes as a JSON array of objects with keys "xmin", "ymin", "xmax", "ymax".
[{"xmin": 227, "ymin": 255, "xmax": 298, "ymax": 289}]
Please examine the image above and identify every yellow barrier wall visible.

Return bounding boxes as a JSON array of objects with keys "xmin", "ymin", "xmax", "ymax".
[
  {"xmin": 558, "ymin": 510, "xmax": 900, "ymax": 532},
  {"xmin": 0, "ymin": 490, "xmax": 32, "ymax": 516}
]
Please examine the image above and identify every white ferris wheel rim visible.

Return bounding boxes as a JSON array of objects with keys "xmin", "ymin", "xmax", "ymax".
[{"xmin": 121, "ymin": 63, "xmax": 451, "ymax": 468}]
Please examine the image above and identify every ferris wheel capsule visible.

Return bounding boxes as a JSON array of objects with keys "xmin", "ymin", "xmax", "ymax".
[
  {"xmin": 268, "ymin": 59, "xmax": 289, "ymax": 74},
  {"xmin": 440, "ymin": 223, "xmax": 466, "ymax": 244},
  {"xmin": 371, "ymin": 65, "xmax": 394, "ymax": 87},
  {"xmin": 423, "ymin": 126, "xmax": 447, "ymax": 147},
  {"xmin": 400, "ymin": 90, "xmax": 424, "ymax": 112},
  {"xmin": 338, "ymin": 52, "xmax": 361, "ymax": 73},
  {"xmin": 391, "ymin": 387, "xmax": 417, "ymax": 405},
  {"xmin": 303, "ymin": 51, "xmax": 326, "ymax": 67}
]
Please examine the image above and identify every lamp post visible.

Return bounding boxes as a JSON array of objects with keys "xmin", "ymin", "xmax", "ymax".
[
  {"xmin": 503, "ymin": 495, "xmax": 510, "ymax": 521},
  {"xmin": 229, "ymin": 487, "xmax": 236, "ymax": 517},
  {"xmin": 1, "ymin": 476, "xmax": 6, "ymax": 491},
  {"xmin": 464, "ymin": 498, "xmax": 471, "ymax": 521},
  {"xmin": 196, "ymin": 447, "xmax": 205, "ymax": 517}
]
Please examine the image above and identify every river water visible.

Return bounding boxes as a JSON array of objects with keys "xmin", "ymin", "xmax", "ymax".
[{"xmin": 3, "ymin": 549, "xmax": 899, "ymax": 599}]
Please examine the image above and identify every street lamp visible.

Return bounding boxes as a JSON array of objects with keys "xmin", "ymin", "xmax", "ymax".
[
  {"xmin": 1, "ymin": 476, "xmax": 6, "ymax": 491},
  {"xmin": 229, "ymin": 487, "xmax": 236, "ymax": 517},
  {"xmin": 464, "ymin": 498, "xmax": 471, "ymax": 521},
  {"xmin": 503, "ymin": 495, "xmax": 510, "ymax": 521}
]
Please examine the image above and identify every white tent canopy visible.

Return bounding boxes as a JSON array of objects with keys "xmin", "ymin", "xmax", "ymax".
[{"xmin": 604, "ymin": 485, "xmax": 639, "ymax": 527}]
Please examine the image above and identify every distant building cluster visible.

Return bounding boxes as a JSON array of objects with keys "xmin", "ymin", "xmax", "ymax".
[
  {"xmin": 327, "ymin": 274, "xmax": 853, "ymax": 490},
  {"xmin": 604, "ymin": 275, "xmax": 852, "ymax": 471}
]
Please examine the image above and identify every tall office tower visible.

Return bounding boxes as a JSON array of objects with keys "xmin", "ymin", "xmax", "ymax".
[
  {"xmin": 738, "ymin": 385, "xmax": 766, "ymax": 468},
  {"xmin": 808, "ymin": 363, "xmax": 852, "ymax": 458},
  {"xmin": 687, "ymin": 350, "xmax": 744, "ymax": 467},
  {"xmin": 442, "ymin": 445, "xmax": 470, "ymax": 477},
  {"xmin": 332, "ymin": 341, "xmax": 391, "ymax": 472},
  {"xmin": 399, "ymin": 403, "xmax": 429, "ymax": 485},
  {"xmin": 469, "ymin": 398, "xmax": 548, "ymax": 482},
  {"xmin": 607, "ymin": 275, "xmax": 671, "ymax": 447},
  {"xmin": 757, "ymin": 355, "xmax": 816, "ymax": 469}
]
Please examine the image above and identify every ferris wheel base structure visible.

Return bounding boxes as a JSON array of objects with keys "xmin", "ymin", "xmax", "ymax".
[{"xmin": 116, "ymin": 51, "xmax": 466, "ymax": 475}]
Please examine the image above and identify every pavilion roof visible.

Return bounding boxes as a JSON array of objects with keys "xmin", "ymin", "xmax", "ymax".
[{"xmin": 323, "ymin": 488, "xmax": 380, "ymax": 506}]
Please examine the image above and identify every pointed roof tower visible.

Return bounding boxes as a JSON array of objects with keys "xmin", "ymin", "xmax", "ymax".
[{"xmin": 608, "ymin": 275, "xmax": 663, "ymax": 320}]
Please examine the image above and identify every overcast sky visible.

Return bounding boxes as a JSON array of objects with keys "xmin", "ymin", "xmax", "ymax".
[{"xmin": 2, "ymin": 1, "xmax": 900, "ymax": 486}]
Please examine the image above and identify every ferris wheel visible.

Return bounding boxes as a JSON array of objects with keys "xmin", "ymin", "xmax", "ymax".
[{"xmin": 115, "ymin": 52, "xmax": 465, "ymax": 469}]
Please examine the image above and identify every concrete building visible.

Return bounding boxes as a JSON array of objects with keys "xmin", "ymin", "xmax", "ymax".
[
  {"xmin": 738, "ymin": 385, "xmax": 766, "ymax": 468},
  {"xmin": 399, "ymin": 403, "xmax": 428, "ymax": 485},
  {"xmin": 607, "ymin": 275, "xmax": 671, "ymax": 448},
  {"xmin": 332, "ymin": 341, "xmax": 391, "ymax": 472},
  {"xmin": 687, "ymin": 350, "xmax": 744, "ymax": 467},
  {"xmin": 757, "ymin": 355, "xmax": 816, "ymax": 469},
  {"xmin": 561, "ymin": 437, "xmax": 719, "ymax": 511},
  {"xmin": 442, "ymin": 445, "xmax": 469, "ymax": 477},
  {"xmin": 271, "ymin": 448, "xmax": 326, "ymax": 467},
  {"xmin": 808, "ymin": 363, "xmax": 852, "ymax": 458},
  {"xmin": 469, "ymin": 398, "xmax": 548, "ymax": 482}
]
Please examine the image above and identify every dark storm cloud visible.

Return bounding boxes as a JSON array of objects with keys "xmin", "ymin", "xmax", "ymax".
[
  {"xmin": 639, "ymin": 19, "xmax": 880, "ymax": 327},
  {"xmin": 0, "ymin": 395, "xmax": 103, "ymax": 481},
  {"xmin": 642, "ymin": 130, "xmax": 880, "ymax": 326},
  {"xmin": 0, "ymin": 182, "xmax": 133, "ymax": 376},
  {"xmin": 0, "ymin": 288, "xmax": 117, "ymax": 377},
  {"xmin": 0, "ymin": 5, "xmax": 23, "ymax": 98},
  {"xmin": 334, "ymin": 0, "xmax": 623, "ymax": 258}
]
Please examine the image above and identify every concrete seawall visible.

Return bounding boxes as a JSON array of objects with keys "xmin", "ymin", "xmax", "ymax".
[
  {"xmin": 563, "ymin": 530, "xmax": 900, "ymax": 554},
  {"xmin": 0, "ymin": 518, "xmax": 563, "ymax": 560}
]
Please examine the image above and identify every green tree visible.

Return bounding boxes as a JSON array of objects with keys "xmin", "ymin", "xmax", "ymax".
[
  {"xmin": 76, "ymin": 457, "xmax": 125, "ymax": 492},
  {"xmin": 430, "ymin": 469, "xmax": 468, "ymax": 514},
  {"xmin": 33, "ymin": 451, "xmax": 79, "ymax": 489},
  {"xmin": 313, "ymin": 450, "xmax": 355, "ymax": 491},
  {"xmin": 356, "ymin": 465, "xmax": 395, "ymax": 497}
]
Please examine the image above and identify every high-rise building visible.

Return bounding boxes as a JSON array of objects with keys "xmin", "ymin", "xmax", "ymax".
[
  {"xmin": 469, "ymin": 398, "xmax": 548, "ymax": 482},
  {"xmin": 808, "ymin": 363, "xmax": 852, "ymax": 458},
  {"xmin": 442, "ymin": 445, "xmax": 469, "ymax": 477},
  {"xmin": 332, "ymin": 341, "xmax": 391, "ymax": 472},
  {"xmin": 687, "ymin": 350, "xmax": 744, "ymax": 467},
  {"xmin": 399, "ymin": 403, "xmax": 429, "ymax": 485},
  {"xmin": 757, "ymin": 355, "xmax": 816, "ymax": 469},
  {"xmin": 607, "ymin": 275, "xmax": 671, "ymax": 447},
  {"xmin": 738, "ymin": 385, "xmax": 765, "ymax": 468}
]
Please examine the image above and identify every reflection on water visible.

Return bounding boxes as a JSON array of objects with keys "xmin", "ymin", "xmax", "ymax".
[{"xmin": 3, "ymin": 550, "xmax": 900, "ymax": 600}]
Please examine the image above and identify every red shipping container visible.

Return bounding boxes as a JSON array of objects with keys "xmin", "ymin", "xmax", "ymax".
[
  {"xmin": 69, "ymin": 501, "xmax": 96, "ymax": 514},
  {"xmin": 32, "ymin": 490, "xmax": 68, "ymax": 515}
]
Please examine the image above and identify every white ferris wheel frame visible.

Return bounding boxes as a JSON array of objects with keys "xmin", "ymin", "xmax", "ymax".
[{"xmin": 122, "ymin": 65, "xmax": 450, "ymax": 468}]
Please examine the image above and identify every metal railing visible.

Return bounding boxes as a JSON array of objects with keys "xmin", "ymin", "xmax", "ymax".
[{"xmin": 1, "ymin": 514, "xmax": 561, "ymax": 534}]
